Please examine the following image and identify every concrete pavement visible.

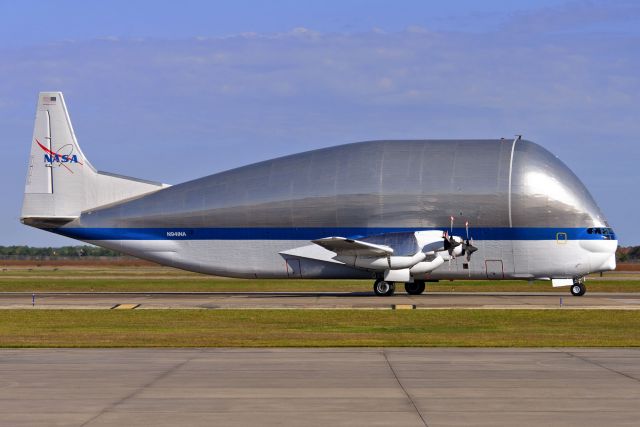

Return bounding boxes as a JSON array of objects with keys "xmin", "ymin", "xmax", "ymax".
[
  {"xmin": 1, "ymin": 348, "xmax": 639, "ymax": 426},
  {"xmin": 1, "ymin": 291, "xmax": 640, "ymax": 309}
]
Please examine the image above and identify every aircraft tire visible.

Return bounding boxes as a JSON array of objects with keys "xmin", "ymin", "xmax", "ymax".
[
  {"xmin": 404, "ymin": 281, "xmax": 426, "ymax": 295},
  {"xmin": 374, "ymin": 280, "xmax": 395, "ymax": 296},
  {"xmin": 570, "ymin": 282, "xmax": 586, "ymax": 296}
]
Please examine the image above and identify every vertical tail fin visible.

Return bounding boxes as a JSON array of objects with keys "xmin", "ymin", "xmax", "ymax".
[{"xmin": 22, "ymin": 92, "xmax": 169, "ymax": 225}]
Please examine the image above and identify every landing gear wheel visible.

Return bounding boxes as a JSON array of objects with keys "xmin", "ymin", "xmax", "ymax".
[
  {"xmin": 570, "ymin": 282, "xmax": 586, "ymax": 296},
  {"xmin": 404, "ymin": 281, "xmax": 426, "ymax": 295},
  {"xmin": 373, "ymin": 280, "xmax": 396, "ymax": 296}
]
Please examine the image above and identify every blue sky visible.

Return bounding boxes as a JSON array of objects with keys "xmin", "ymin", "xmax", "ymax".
[{"xmin": 1, "ymin": 0, "xmax": 639, "ymax": 245}]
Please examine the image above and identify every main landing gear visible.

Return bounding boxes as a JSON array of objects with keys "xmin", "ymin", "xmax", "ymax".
[
  {"xmin": 373, "ymin": 280, "xmax": 426, "ymax": 296},
  {"xmin": 570, "ymin": 280, "xmax": 586, "ymax": 297},
  {"xmin": 373, "ymin": 280, "xmax": 395, "ymax": 296},
  {"xmin": 404, "ymin": 281, "xmax": 426, "ymax": 295}
]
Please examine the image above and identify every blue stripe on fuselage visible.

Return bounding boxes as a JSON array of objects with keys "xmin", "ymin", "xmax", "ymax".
[{"xmin": 44, "ymin": 227, "xmax": 617, "ymax": 241}]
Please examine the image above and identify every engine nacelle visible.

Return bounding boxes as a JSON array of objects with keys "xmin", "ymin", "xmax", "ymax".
[
  {"xmin": 410, "ymin": 255, "xmax": 445, "ymax": 275},
  {"xmin": 336, "ymin": 251, "xmax": 426, "ymax": 270},
  {"xmin": 334, "ymin": 231, "xmax": 465, "ymax": 273}
]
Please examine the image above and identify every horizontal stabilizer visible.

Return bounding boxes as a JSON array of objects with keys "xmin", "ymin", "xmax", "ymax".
[{"xmin": 21, "ymin": 216, "xmax": 77, "ymax": 228}]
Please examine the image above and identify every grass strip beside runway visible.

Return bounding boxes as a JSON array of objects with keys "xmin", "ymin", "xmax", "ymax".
[
  {"xmin": 1, "ymin": 277, "xmax": 640, "ymax": 293},
  {"xmin": 1, "ymin": 309, "xmax": 639, "ymax": 347}
]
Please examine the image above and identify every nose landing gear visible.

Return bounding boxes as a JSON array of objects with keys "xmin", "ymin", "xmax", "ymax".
[{"xmin": 570, "ymin": 280, "xmax": 586, "ymax": 296}]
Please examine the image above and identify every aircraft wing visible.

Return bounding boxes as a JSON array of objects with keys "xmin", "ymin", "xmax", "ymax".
[{"xmin": 311, "ymin": 237, "xmax": 394, "ymax": 257}]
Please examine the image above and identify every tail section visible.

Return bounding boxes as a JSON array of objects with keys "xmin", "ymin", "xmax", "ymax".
[{"xmin": 22, "ymin": 92, "xmax": 169, "ymax": 226}]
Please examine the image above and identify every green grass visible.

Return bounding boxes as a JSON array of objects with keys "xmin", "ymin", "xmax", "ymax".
[
  {"xmin": 1, "ymin": 265, "xmax": 639, "ymax": 292},
  {"xmin": 1, "ymin": 275, "xmax": 639, "ymax": 293},
  {"xmin": 1, "ymin": 309, "xmax": 639, "ymax": 347}
]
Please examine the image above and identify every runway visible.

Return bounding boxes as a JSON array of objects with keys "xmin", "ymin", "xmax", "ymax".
[
  {"xmin": 1, "ymin": 348, "xmax": 639, "ymax": 426},
  {"xmin": 1, "ymin": 291, "xmax": 640, "ymax": 309}
]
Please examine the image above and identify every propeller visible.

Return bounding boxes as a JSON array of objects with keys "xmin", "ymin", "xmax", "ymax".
[
  {"xmin": 443, "ymin": 232, "xmax": 461, "ymax": 257},
  {"xmin": 461, "ymin": 221, "xmax": 478, "ymax": 261},
  {"xmin": 461, "ymin": 239, "xmax": 478, "ymax": 261}
]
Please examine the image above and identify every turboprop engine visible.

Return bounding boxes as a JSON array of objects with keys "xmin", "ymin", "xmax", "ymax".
[{"xmin": 326, "ymin": 230, "xmax": 468, "ymax": 282}]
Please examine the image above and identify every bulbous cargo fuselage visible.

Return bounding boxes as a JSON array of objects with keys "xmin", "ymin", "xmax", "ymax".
[{"xmin": 53, "ymin": 139, "xmax": 616, "ymax": 281}]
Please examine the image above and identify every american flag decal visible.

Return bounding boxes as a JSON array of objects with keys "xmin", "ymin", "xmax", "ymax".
[{"xmin": 42, "ymin": 96, "xmax": 56, "ymax": 104}]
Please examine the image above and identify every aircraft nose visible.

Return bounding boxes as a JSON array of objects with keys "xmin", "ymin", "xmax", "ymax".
[
  {"xmin": 580, "ymin": 239, "xmax": 617, "ymax": 272},
  {"xmin": 597, "ymin": 254, "xmax": 617, "ymax": 272}
]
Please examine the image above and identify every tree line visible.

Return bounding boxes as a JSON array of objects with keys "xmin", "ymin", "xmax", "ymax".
[
  {"xmin": 0, "ymin": 245, "xmax": 121, "ymax": 257},
  {"xmin": 617, "ymin": 246, "xmax": 640, "ymax": 263}
]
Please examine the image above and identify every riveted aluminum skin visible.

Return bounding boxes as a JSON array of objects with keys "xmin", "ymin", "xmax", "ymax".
[
  {"xmin": 74, "ymin": 139, "xmax": 606, "ymax": 231},
  {"xmin": 510, "ymin": 141, "xmax": 608, "ymax": 227}
]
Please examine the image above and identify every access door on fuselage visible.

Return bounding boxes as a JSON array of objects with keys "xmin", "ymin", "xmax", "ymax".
[
  {"xmin": 485, "ymin": 260, "xmax": 504, "ymax": 279},
  {"xmin": 285, "ymin": 258, "xmax": 302, "ymax": 278}
]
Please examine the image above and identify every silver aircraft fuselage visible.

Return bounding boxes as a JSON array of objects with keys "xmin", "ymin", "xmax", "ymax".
[{"xmin": 45, "ymin": 139, "xmax": 616, "ymax": 281}]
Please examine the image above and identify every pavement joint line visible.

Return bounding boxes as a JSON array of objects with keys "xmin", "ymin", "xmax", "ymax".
[
  {"xmin": 565, "ymin": 351, "xmax": 640, "ymax": 384},
  {"xmin": 80, "ymin": 350, "xmax": 203, "ymax": 426},
  {"xmin": 382, "ymin": 349, "xmax": 429, "ymax": 427}
]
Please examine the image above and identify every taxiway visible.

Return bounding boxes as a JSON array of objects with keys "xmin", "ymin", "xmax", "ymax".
[{"xmin": 1, "ymin": 291, "xmax": 640, "ymax": 310}]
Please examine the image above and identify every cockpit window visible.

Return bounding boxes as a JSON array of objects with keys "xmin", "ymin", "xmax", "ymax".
[{"xmin": 587, "ymin": 227, "xmax": 615, "ymax": 239}]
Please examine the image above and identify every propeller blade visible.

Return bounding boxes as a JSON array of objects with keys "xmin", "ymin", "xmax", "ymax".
[
  {"xmin": 444, "ymin": 236, "xmax": 460, "ymax": 256},
  {"xmin": 463, "ymin": 239, "xmax": 478, "ymax": 261}
]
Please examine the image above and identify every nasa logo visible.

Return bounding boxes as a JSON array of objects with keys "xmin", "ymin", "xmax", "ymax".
[
  {"xmin": 44, "ymin": 153, "xmax": 79, "ymax": 163},
  {"xmin": 35, "ymin": 138, "xmax": 83, "ymax": 173}
]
